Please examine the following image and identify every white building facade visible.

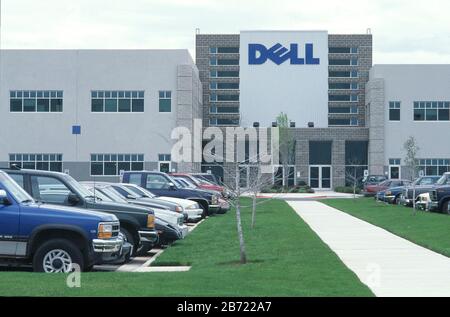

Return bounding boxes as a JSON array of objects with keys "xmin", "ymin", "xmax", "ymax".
[
  {"xmin": 366, "ymin": 65, "xmax": 450, "ymax": 179},
  {"xmin": 0, "ymin": 50, "xmax": 202, "ymax": 181}
]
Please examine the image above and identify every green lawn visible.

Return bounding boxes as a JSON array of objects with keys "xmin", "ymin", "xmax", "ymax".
[
  {"xmin": 0, "ymin": 198, "xmax": 372, "ymax": 297},
  {"xmin": 324, "ymin": 198, "xmax": 450, "ymax": 257}
]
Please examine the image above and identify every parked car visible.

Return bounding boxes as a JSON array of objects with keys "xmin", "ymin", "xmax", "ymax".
[
  {"xmin": 365, "ymin": 179, "xmax": 411, "ymax": 197},
  {"xmin": 4, "ymin": 169, "xmax": 158, "ymax": 257},
  {"xmin": 80, "ymin": 183, "xmax": 188, "ymax": 245},
  {"xmin": 0, "ymin": 171, "xmax": 127, "ymax": 272},
  {"xmin": 120, "ymin": 183, "xmax": 204, "ymax": 222},
  {"xmin": 121, "ymin": 171, "xmax": 221, "ymax": 217},
  {"xmin": 398, "ymin": 176, "xmax": 442, "ymax": 206},
  {"xmin": 170, "ymin": 173, "xmax": 225, "ymax": 196},
  {"xmin": 362, "ymin": 175, "xmax": 387, "ymax": 188},
  {"xmin": 191, "ymin": 173, "xmax": 221, "ymax": 185},
  {"xmin": 427, "ymin": 173, "xmax": 450, "ymax": 213}
]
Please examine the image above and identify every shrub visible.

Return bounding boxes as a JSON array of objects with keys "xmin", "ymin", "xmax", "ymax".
[{"xmin": 335, "ymin": 186, "xmax": 361, "ymax": 194}]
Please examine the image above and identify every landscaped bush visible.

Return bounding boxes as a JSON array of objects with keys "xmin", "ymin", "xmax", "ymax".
[
  {"xmin": 335, "ymin": 186, "xmax": 361, "ymax": 194},
  {"xmin": 261, "ymin": 185, "xmax": 315, "ymax": 194}
]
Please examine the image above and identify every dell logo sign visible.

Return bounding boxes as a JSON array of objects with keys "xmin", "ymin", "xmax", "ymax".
[{"xmin": 248, "ymin": 43, "xmax": 320, "ymax": 65}]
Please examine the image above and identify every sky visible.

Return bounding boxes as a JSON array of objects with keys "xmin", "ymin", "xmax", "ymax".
[{"xmin": 2, "ymin": 0, "xmax": 450, "ymax": 64}]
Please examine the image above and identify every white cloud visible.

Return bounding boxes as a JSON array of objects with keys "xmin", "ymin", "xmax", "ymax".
[{"xmin": 1, "ymin": 0, "xmax": 450, "ymax": 63}]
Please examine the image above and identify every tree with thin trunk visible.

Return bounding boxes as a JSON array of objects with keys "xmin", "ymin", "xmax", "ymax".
[
  {"xmin": 276, "ymin": 112, "xmax": 295, "ymax": 190},
  {"xmin": 345, "ymin": 158, "xmax": 362, "ymax": 199},
  {"xmin": 403, "ymin": 136, "xmax": 420, "ymax": 214}
]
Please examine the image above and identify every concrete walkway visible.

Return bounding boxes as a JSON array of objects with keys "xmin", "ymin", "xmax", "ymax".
[{"xmin": 288, "ymin": 200, "xmax": 450, "ymax": 297}]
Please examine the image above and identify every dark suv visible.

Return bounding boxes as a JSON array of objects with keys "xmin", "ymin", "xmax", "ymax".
[
  {"xmin": 4, "ymin": 169, "xmax": 158, "ymax": 256},
  {"xmin": 122, "ymin": 171, "xmax": 220, "ymax": 217}
]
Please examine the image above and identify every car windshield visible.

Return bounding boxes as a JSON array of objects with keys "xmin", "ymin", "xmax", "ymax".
[
  {"xmin": 0, "ymin": 172, "xmax": 34, "ymax": 203},
  {"xmin": 102, "ymin": 186, "xmax": 129, "ymax": 203},
  {"xmin": 114, "ymin": 185, "xmax": 141, "ymax": 198},
  {"xmin": 437, "ymin": 175, "xmax": 450, "ymax": 185},
  {"xmin": 84, "ymin": 186, "xmax": 113, "ymax": 202},
  {"xmin": 63, "ymin": 174, "xmax": 96, "ymax": 199},
  {"xmin": 124, "ymin": 184, "xmax": 156, "ymax": 198},
  {"xmin": 414, "ymin": 177, "xmax": 440, "ymax": 186}
]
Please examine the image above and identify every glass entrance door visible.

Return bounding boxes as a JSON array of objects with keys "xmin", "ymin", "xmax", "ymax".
[{"xmin": 309, "ymin": 165, "xmax": 332, "ymax": 189}]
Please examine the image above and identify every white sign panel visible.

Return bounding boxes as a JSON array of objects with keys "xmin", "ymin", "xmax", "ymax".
[{"xmin": 239, "ymin": 31, "xmax": 329, "ymax": 128}]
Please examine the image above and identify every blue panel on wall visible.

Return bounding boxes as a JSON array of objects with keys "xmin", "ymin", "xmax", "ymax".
[{"xmin": 72, "ymin": 125, "xmax": 81, "ymax": 135}]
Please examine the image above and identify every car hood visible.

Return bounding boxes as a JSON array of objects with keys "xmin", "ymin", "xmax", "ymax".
[
  {"xmin": 386, "ymin": 186, "xmax": 404, "ymax": 192},
  {"xmin": 26, "ymin": 203, "xmax": 117, "ymax": 222},
  {"xmin": 90, "ymin": 200, "xmax": 152, "ymax": 215},
  {"xmin": 158, "ymin": 196, "xmax": 199, "ymax": 208}
]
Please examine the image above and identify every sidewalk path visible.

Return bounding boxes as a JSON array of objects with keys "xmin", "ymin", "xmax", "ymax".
[{"xmin": 287, "ymin": 200, "xmax": 450, "ymax": 297}]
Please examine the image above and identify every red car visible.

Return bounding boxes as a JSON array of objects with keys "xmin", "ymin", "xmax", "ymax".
[
  {"xmin": 170, "ymin": 173, "xmax": 225, "ymax": 194},
  {"xmin": 364, "ymin": 179, "xmax": 411, "ymax": 197}
]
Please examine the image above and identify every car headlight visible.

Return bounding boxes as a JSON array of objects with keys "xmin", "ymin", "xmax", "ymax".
[
  {"xmin": 186, "ymin": 203, "xmax": 199, "ymax": 209},
  {"xmin": 212, "ymin": 195, "xmax": 219, "ymax": 205},
  {"xmin": 385, "ymin": 191, "xmax": 392, "ymax": 196},
  {"xmin": 98, "ymin": 223, "xmax": 113, "ymax": 239},
  {"xmin": 175, "ymin": 205, "xmax": 184, "ymax": 213},
  {"xmin": 147, "ymin": 214, "xmax": 155, "ymax": 229}
]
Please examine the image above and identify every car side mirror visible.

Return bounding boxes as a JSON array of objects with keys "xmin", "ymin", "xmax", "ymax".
[
  {"xmin": 67, "ymin": 192, "xmax": 80, "ymax": 206},
  {"xmin": 0, "ymin": 190, "xmax": 11, "ymax": 205},
  {"xmin": 127, "ymin": 194, "xmax": 136, "ymax": 200},
  {"xmin": 168, "ymin": 183, "xmax": 176, "ymax": 190}
]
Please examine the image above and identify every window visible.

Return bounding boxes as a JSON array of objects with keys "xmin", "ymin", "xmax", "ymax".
[
  {"xmin": 9, "ymin": 153, "xmax": 63, "ymax": 172},
  {"xmin": 414, "ymin": 101, "xmax": 450, "ymax": 121},
  {"xmin": 210, "ymin": 70, "xmax": 239, "ymax": 78},
  {"xmin": 329, "ymin": 82, "xmax": 359, "ymax": 90},
  {"xmin": 345, "ymin": 141, "xmax": 368, "ymax": 186},
  {"xmin": 210, "ymin": 47, "xmax": 239, "ymax": 54},
  {"xmin": 418, "ymin": 159, "xmax": 450, "ymax": 176},
  {"xmin": 329, "ymin": 71, "xmax": 358, "ymax": 78},
  {"xmin": 329, "ymin": 94, "xmax": 358, "ymax": 102},
  {"xmin": 210, "ymin": 105, "xmax": 240, "ymax": 114},
  {"xmin": 91, "ymin": 91, "xmax": 144, "ymax": 113},
  {"xmin": 209, "ymin": 118, "xmax": 239, "ymax": 126},
  {"xmin": 328, "ymin": 118, "xmax": 358, "ymax": 126},
  {"xmin": 159, "ymin": 91, "xmax": 172, "ymax": 112},
  {"xmin": 210, "ymin": 94, "xmax": 239, "ymax": 102},
  {"xmin": 329, "ymin": 59, "xmax": 358, "ymax": 66},
  {"xmin": 10, "ymin": 90, "xmax": 63, "ymax": 113},
  {"xmin": 146, "ymin": 174, "xmax": 171, "ymax": 189},
  {"xmin": 309, "ymin": 141, "xmax": 332, "ymax": 165},
  {"xmin": 90, "ymin": 154, "xmax": 144, "ymax": 176},
  {"xmin": 389, "ymin": 101, "xmax": 401, "ymax": 121},
  {"xmin": 158, "ymin": 154, "xmax": 171, "ymax": 162},
  {"xmin": 328, "ymin": 47, "xmax": 358, "ymax": 54},
  {"xmin": 30, "ymin": 176, "xmax": 74, "ymax": 205},
  {"xmin": 329, "ymin": 106, "xmax": 358, "ymax": 114},
  {"xmin": 128, "ymin": 174, "xmax": 142, "ymax": 186},
  {"xmin": 210, "ymin": 58, "xmax": 239, "ymax": 66},
  {"xmin": 389, "ymin": 158, "xmax": 401, "ymax": 165},
  {"xmin": 210, "ymin": 82, "xmax": 239, "ymax": 90}
]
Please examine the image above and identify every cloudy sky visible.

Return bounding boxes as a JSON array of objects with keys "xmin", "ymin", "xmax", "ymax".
[{"xmin": 2, "ymin": 0, "xmax": 450, "ymax": 64}]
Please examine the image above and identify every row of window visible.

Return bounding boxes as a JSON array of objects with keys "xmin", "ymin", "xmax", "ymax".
[
  {"xmin": 328, "ymin": 118, "xmax": 359, "ymax": 126},
  {"xmin": 210, "ymin": 58, "xmax": 239, "ymax": 66},
  {"xmin": 329, "ymin": 59, "xmax": 358, "ymax": 66},
  {"xmin": 388, "ymin": 101, "xmax": 450, "ymax": 121},
  {"xmin": 329, "ymin": 70, "xmax": 358, "ymax": 78},
  {"xmin": 10, "ymin": 90, "xmax": 64, "ymax": 113},
  {"xmin": 90, "ymin": 153, "xmax": 145, "ymax": 176},
  {"xmin": 329, "ymin": 106, "xmax": 358, "ymax": 114},
  {"xmin": 210, "ymin": 70, "xmax": 239, "ymax": 78},
  {"xmin": 418, "ymin": 159, "xmax": 450, "ymax": 176},
  {"xmin": 210, "ymin": 105, "xmax": 240, "ymax": 114},
  {"xmin": 9, "ymin": 153, "xmax": 64, "ymax": 172},
  {"xmin": 210, "ymin": 94, "xmax": 239, "ymax": 102},
  {"xmin": 210, "ymin": 82, "xmax": 239, "ymax": 90},
  {"xmin": 329, "ymin": 94, "xmax": 359, "ymax": 102},
  {"xmin": 209, "ymin": 118, "xmax": 239, "ymax": 126},
  {"xmin": 329, "ymin": 82, "xmax": 359, "ymax": 90},
  {"xmin": 11, "ymin": 90, "xmax": 172, "ymax": 113},
  {"xmin": 208, "ymin": 47, "xmax": 358, "ymax": 55}
]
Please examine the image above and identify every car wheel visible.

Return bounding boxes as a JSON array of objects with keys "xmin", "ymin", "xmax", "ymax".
[
  {"xmin": 120, "ymin": 228, "xmax": 137, "ymax": 257},
  {"xmin": 33, "ymin": 239, "xmax": 84, "ymax": 273},
  {"xmin": 136, "ymin": 243, "xmax": 152, "ymax": 256},
  {"xmin": 442, "ymin": 200, "xmax": 450, "ymax": 215}
]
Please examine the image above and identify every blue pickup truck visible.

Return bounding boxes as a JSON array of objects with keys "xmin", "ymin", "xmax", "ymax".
[
  {"xmin": 121, "ymin": 171, "xmax": 220, "ymax": 217},
  {"xmin": 0, "ymin": 170, "xmax": 126, "ymax": 272}
]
